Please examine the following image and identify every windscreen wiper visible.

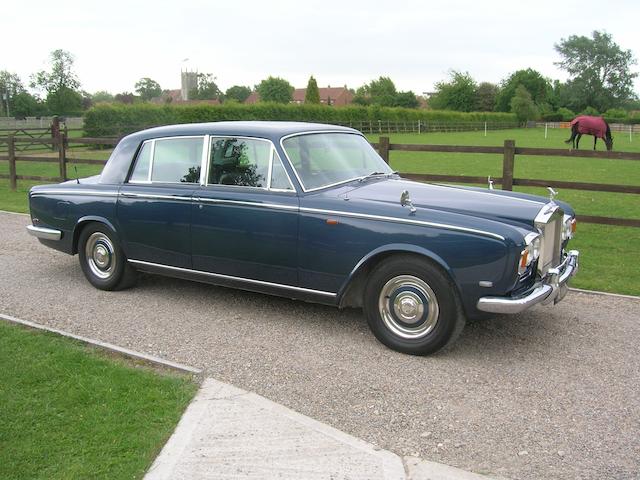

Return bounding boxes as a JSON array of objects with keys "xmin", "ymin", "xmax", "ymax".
[{"xmin": 358, "ymin": 171, "xmax": 398, "ymax": 182}]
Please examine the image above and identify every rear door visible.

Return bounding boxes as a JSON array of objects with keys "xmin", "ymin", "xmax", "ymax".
[{"xmin": 117, "ymin": 136, "xmax": 206, "ymax": 268}]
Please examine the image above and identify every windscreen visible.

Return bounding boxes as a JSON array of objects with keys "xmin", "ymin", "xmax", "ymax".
[{"xmin": 282, "ymin": 133, "xmax": 392, "ymax": 190}]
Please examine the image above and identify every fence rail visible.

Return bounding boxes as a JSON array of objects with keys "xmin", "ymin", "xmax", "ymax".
[
  {"xmin": 375, "ymin": 137, "xmax": 640, "ymax": 228},
  {"xmin": 0, "ymin": 118, "xmax": 115, "ymax": 189},
  {"xmin": 1, "ymin": 126, "xmax": 638, "ymax": 228},
  {"xmin": 336, "ymin": 120, "xmax": 519, "ymax": 134}
]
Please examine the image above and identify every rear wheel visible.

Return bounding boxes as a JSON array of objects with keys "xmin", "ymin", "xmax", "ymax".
[
  {"xmin": 363, "ymin": 255, "xmax": 465, "ymax": 355},
  {"xmin": 78, "ymin": 223, "xmax": 136, "ymax": 290}
]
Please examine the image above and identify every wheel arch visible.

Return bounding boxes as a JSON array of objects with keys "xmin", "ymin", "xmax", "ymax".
[
  {"xmin": 337, "ymin": 244, "xmax": 461, "ymax": 309},
  {"xmin": 72, "ymin": 216, "xmax": 118, "ymax": 255}
]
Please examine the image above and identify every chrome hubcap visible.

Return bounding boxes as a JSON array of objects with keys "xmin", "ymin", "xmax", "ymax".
[
  {"xmin": 85, "ymin": 232, "xmax": 116, "ymax": 280},
  {"xmin": 378, "ymin": 275, "xmax": 439, "ymax": 339}
]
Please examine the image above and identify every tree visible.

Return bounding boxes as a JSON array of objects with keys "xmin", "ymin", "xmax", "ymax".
[
  {"xmin": 11, "ymin": 91, "xmax": 46, "ymax": 117},
  {"xmin": 429, "ymin": 71, "xmax": 477, "ymax": 112},
  {"xmin": 30, "ymin": 49, "xmax": 82, "ymax": 114},
  {"xmin": 189, "ymin": 73, "xmax": 222, "ymax": 100},
  {"xmin": 114, "ymin": 92, "xmax": 136, "ymax": 104},
  {"xmin": 304, "ymin": 76, "xmax": 320, "ymax": 104},
  {"xmin": 225, "ymin": 85, "xmax": 251, "ymax": 103},
  {"xmin": 256, "ymin": 76, "xmax": 294, "ymax": 103},
  {"xmin": 353, "ymin": 76, "xmax": 397, "ymax": 106},
  {"xmin": 0, "ymin": 70, "xmax": 26, "ymax": 116},
  {"xmin": 91, "ymin": 91, "xmax": 115, "ymax": 103},
  {"xmin": 510, "ymin": 85, "xmax": 538, "ymax": 123},
  {"xmin": 495, "ymin": 69, "xmax": 551, "ymax": 112},
  {"xmin": 47, "ymin": 87, "xmax": 82, "ymax": 114},
  {"xmin": 135, "ymin": 78, "xmax": 162, "ymax": 101},
  {"xmin": 393, "ymin": 91, "xmax": 419, "ymax": 108},
  {"xmin": 475, "ymin": 82, "xmax": 499, "ymax": 111},
  {"xmin": 554, "ymin": 31, "xmax": 638, "ymax": 111}
]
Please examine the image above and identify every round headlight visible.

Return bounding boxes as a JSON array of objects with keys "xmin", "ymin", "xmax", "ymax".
[{"xmin": 519, "ymin": 232, "xmax": 541, "ymax": 274}]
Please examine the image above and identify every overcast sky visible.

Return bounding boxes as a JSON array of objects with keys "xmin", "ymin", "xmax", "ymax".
[{"xmin": 3, "ymin": 0, "xmax": 639, "ymax": 96}]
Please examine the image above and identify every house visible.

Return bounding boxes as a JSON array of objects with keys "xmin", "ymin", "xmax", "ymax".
[
  {"xmin": 244, "ymin": 86, "xmax": 353, "ymax": 106},
  {"xmin": 292, "ymin": 86, "xmax": 353, "ymax": 106}
]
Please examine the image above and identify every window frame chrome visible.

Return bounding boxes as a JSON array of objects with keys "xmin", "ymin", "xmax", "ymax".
[
  {"xmin": 128, "ymin": 135, "xmax": 207, "ymax": 185},
  {"xmin": 204, "ymin": 135, "xmax": 295, "ymax": 193},
  {"xmin": 279, "ymin": 130, "xmax": 392, "ymax": 193}
]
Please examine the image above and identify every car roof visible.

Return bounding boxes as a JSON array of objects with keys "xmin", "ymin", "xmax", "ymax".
[{"xmin": 127, "ymin": 121, "xmax": 359, "ymax": 142}]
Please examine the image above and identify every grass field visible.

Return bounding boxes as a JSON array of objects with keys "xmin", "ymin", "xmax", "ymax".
[
  {"xmin": 0, "ymin": 322, "xmax": 197, "ymax": 480},
  {"xmin": 1, "ymin": 126, "xmax": 638, "ymax": 295}
]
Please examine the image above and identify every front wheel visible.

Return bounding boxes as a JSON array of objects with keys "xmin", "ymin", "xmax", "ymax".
[
  {"xmin": 363, "ymin": 256, "xmax": 465, "ymax": 355},
  {"xmin": 78, "ymin": 223, "xmax": 136, "ymax": 291}
]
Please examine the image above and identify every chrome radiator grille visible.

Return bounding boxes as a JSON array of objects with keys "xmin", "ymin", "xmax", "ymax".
[{"xmin": 536, "ymin": 205, "xmax": 563, "ymax": 275}]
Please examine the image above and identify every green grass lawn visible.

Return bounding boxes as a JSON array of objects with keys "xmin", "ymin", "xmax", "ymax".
[{"xmin": 0, "ymin": 322, "xmax": 198, "ymax": 480}]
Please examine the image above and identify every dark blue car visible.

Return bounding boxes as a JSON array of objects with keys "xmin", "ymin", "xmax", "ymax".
[{"xmin": 27, "ymin": 122, "xmax": 579, "ymax": 355}]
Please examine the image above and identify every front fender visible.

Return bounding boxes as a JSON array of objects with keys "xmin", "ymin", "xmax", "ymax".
[{"xmin": 337, "ymin": 243, "xmax": 460, "ymax": 307}]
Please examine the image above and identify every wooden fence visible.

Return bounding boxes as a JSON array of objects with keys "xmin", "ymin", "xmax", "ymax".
[
  {"xmin": 0, "ymin": 118, "xmax": 116, "ymax": 189},
  {"xmin": 374, "ymin": 137, "xmax": 640, "ymax": 228},
  {"xmin": 1, "ymin": 127, "xmax": 638, "ymax": 228}
]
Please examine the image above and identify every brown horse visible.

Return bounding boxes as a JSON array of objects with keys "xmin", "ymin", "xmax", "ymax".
[{"xmin": 565, "ymin": 115, "xmax": 613, "ymax": 151}]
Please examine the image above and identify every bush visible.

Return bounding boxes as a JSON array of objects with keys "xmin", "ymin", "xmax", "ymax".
[
  {"xmin": 541, "ymin": 112, "xmax": 563, "ymax": 122},
  {"xmin": 581, "ymin": 106, "xmax": 600, "ymax": 116},
  {"xmin": 83, "ymin": 103, "xmax": 518, "ymax": 137},
  {"xmin": 557, "ymin": 107, "xmax": 576, "ymax": 121},
  {"xmin": 603, "ymin": 108, "xmax": 629, "ymax": 124}
]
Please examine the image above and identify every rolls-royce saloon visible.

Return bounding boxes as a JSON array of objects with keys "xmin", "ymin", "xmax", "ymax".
[{"xmin": 27, "ymin": 122, "xmax": 579, "ymax": 355}]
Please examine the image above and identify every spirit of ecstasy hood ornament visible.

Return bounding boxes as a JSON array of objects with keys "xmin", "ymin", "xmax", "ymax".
[{"xmin": 547, "ymin": 186, "xmax": 558, "ymax": 203}]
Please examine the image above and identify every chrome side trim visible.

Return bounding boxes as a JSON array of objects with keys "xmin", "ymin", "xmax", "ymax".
[
  {"xmin": 188, "ymin": 198, "xmax": 504, "ymax": 239},
  {"xmin": 127, "ymin": 259, "xmax": 337, "ymax": 298},
  {"xmin": 194, "ymin": 197, "xmax": 298, "ymax": 211},
  {"xmin": 29, "ymin": 189, "xmax": 118, "ymax": 197},
  {"xmin": 299, "ymin": 207, "xmax": 506, "ymax": 241},
  {"xmin": 119, "ymin": 192, "xmax": 193, "ymax": 202},
  {"xmin": 26, "ymin": 225, "xmax": 62, "ymax": 241}
]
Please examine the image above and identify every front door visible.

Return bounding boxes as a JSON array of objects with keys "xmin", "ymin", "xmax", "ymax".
[{"xmin": 191, "ymin": 136, "xmax": 299, "ymax": 286}]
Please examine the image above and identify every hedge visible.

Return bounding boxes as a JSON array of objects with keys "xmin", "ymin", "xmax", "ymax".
[{"xmin": 83, "ymin": 103, "xmax": 518, "ymax": 137}]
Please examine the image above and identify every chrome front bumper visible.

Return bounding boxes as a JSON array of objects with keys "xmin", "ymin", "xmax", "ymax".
[
  {"xmin": 477, "ymin": 250, "xmax": 579, "ymax": 314},
  {"xmin": 27, "ymin": 225, "xmax": 62, "ymax": 241}
]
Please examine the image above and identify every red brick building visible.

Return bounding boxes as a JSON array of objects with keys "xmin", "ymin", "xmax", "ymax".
[{"xmin": 245, "ymin": 86, "xmax": 353, "ymax": 106}]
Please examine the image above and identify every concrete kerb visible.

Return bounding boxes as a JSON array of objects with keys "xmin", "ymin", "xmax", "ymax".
[
  {"xmin": 0, "ymin": 313, "xmax": 202, "ymax": 375},
  {"xmin": 2, "ymin": 311, "xmax": 499, "ymax": 480}
]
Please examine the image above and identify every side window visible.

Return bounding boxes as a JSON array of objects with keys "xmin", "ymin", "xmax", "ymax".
[
  {"xmin": 208, "ymin": 138, "xmax": 270, "ymax": 188},
  {"xmin": 129, "ymin": 141, "xmax": 152, "ymax": 182},
  {"xmin": 151, "ymin": 137, "xmax": 203, "ymax": 183},
  {"xmin": 270, "ymin": 151, "xmax": 294, "ymax": 191}
]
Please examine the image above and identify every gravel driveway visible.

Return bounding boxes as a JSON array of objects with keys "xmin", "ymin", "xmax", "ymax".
[{"xmin": 2, "ymin": 211, "xmax": 639, "ymax": 479}]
